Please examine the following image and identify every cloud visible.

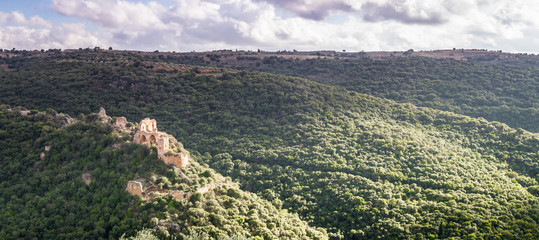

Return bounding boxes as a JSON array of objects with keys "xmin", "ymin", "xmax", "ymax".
[
  {"xmin": 0, "ymin": 11, "xmax": 103, "ymax": 50},
  {"xmin": 360, "ymin": 1, "xmax": 446, "ymax": 24},
  {"xmin": 49, "ymin": 0, "xmax": 268, "ymax": 50},
  {"xmin": 51, "ymin": 0, "xmax": 165, "ymax": 30},
  {"xmin": 3, "ymin": 0, "xmax": 539, "ymax": 53},
  {"xmin": 258, "ymin": 0, "xmax": 355, "ymax": 20},
  {"xmin": 0, "ymin": 11, "xmax": 51, "ymax": 27}
]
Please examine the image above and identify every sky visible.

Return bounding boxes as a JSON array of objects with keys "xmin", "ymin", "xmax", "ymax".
[{"xmin": 1, "ymin": 0, "xmax": 539, "ymax": 53}]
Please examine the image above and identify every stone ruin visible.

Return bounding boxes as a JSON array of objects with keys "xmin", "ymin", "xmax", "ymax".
[
  {"xmin": 114, "ymin": 117, "xmax": 127, "ymax": 129},
  {"xmin": 126, "ymin": 181, "xmax": 144, "ymax": 197},
  {"xmin": 133, "ymin": 118, "xmax": 190, "ymax": 168},
  {"xmin": 123, "ymin": 117, "xmax": 193, "ymax": 200},
  {"xmin": 105, "ymin": 112, "xmax": 188, "ymax": 168},
  {"xmin": 126, "ymin": 179, "xmax": 234, "ymax": 201},
  {"xmin": 97, "ymin": 107, "xmax": 112, "ymax": 123}
]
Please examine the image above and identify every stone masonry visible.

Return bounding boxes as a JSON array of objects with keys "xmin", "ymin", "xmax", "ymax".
[{"xmin": 133, "ymin": 118, "xmax": 189, "ymax": 168}]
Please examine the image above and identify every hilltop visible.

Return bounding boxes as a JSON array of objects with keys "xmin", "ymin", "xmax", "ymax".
[
  {"xmin": 2, "ymin": 47, "xmax": 536, "ymax": 62},
  {"xmin": 0, "ymin": 51, "xmax": 538, "ymax": 239}
]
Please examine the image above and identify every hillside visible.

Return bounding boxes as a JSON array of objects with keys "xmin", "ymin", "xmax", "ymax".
[
  {"xmin": 2, "ymin": 50, "xmax": 537, "ymax": 132},
  {"xmin": 244, "ymin": 57, "xmax": 539, "ymax": 132},
  {"xmin": 0, "ymin": 106, "xmax": 327, "ymax": 239},
  {"xmin": 1, "ymin": 51, "xmax": 538, "ymax": 239}
]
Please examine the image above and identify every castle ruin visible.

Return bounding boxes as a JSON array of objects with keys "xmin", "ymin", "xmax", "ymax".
[{"xmin": 133, "ymin": 118, "xmax": 190, "ymax": 168}]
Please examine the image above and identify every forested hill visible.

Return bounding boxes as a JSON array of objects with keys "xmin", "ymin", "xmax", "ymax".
[
  {"xmin": 0, "ymin": 106, "xmax": 327, "ymax": 239},
  {"xmin": 247, "ymin": 57, "xmax": 539, "ymax": 132},
  {"xmin": 1, "ymin": 52, "xmax": 538, "ymax": 239}
]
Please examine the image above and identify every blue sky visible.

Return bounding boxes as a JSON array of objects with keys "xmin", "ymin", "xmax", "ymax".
[
  {"xmin": 1, "ymin": 0, "xmax": 539, "ymax": 53},
  {"xmin": 3, "ymin": 0, "xmax": 61, "ymax": 22}
]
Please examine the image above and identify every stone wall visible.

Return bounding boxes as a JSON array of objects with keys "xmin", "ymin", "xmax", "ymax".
[
  {"xmin": 126, "ymin": 180, "xmax": 234, "ymax": 201},
  {"xmin": 161, "ymin": 153, "xmax": 190, "ymax": 168},
  {"xmin": 133, "ymin": 131, "xmax": 164, "ymax": 145},
  {"xmin": 170, "ymin": 191, "xmax": 191, "ymax": 201},
  {"xmin": 157, "ymin": 137, "xmax": 170, "ymax": 155},
  {"xmin": 139, "ymin": 118, "xmax": 157, "ymax": 133},
  {"xmin": 115, "ymin": 117, "xmax": 127, "ymax": 129}
]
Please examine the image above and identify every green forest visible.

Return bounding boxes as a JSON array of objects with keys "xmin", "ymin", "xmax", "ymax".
[
  {"xmin": 0, "ymin": 51, "xmax": 538, "ymax": 239},
  {"xmin": 0, "ymin": 106, "xmax": 327, "ymax": 239},
  {"xmin": 243, "ymin": 56, "xmax": 538, "ymax": 132}
]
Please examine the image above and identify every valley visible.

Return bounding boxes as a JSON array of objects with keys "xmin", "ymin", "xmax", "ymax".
[{"xmin": 0, "ymin": 50, "xmax": 537, "ymax": 239}]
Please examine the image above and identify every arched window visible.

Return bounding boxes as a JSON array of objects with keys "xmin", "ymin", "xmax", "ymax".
[{"xmin": 149, "ymin": 135, "xmax": 157, "ymax": 144}]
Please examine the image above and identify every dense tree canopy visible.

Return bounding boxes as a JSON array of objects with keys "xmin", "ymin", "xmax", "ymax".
[
  {"xmin": 0, "ymin": 52, "xmax": 537, "ymax": 239},
  {"xmin": 248, "ymin": 56, "xmax": 539, "ymax": 132},
  {"xmin": 0, "ymin": 107, "xmax": 327, "ymax": 239}
]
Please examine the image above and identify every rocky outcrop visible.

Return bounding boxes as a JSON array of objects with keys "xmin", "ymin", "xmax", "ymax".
[
  {"xmin": 40, "ymin": 146, "xmax": 51, "ymax": 160},
  {"xmin": 85, "ymin": 107, "xmax": 112, "ymax": 124},
  {"xmin": 97, "ymin": 107, "xmax": 111, "ymax": 123},
  {"xmin": 82, "ymin": 173, "xmax": 93, "ymax": 186},
  {"xmin": 126, "ymin": 181, "xmax": 144, "ymax": 197},
  {"xmin": 53, "ymin": 113, "xmax": 75, "ymax": 127},
  {"xmin": 97, "ymin": 107, "xmax": 112, "ymax": 123},
  {"xmin": 114, "ymin": 117, "xmax": 127, "ymax": 129}
]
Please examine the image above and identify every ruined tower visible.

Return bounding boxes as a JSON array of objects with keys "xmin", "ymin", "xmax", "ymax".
[
  {"xmin": 133, "ymin": 118, "xmax": 189, "ymax": 168},
  {"xmin": 139, "ymin": 118, "xmax": 157, "ymax": 133}
]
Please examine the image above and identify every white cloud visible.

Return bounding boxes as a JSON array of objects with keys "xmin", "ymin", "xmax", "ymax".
[
  {"xmin": 360, "ymin": 0, "xmax": 447, "ymax": 24},
  {"xmin": 0, "ymin": 11, "xmax": 103, "ymax": 50},
  {"xmin": 2, "ymin": 0, "xmax": 539, "ymax": 53},
  {"xmin": 256, "ymin": 0, "xmax": 355, "ymax": 20},
  {"xmin": 51, "ymin": 0, "xmax": 166, "ymax": 29},
  {"xmin": 0, "ymin": 11, "xmax": 51, "ymax": 27}
]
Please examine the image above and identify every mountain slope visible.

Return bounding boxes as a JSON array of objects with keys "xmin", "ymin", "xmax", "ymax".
[
  {"xmin": 245, "ymin": 56, "xmax": 539, "ymax": 132},
  {"xmin": 0, "ymin": 106, "xmax": 327, "ymax": 239},
  {"xmin": 1, "ymin": 52, "xmax": 538, "ymax": 239}
]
